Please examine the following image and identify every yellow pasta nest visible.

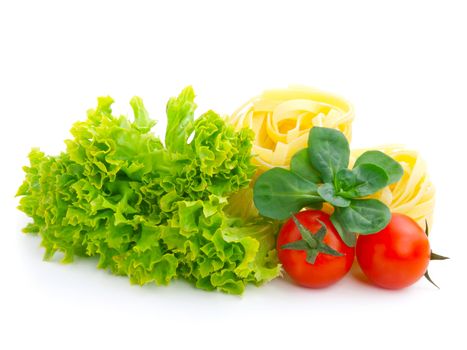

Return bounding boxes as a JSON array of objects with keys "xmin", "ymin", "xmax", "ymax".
[
  {"xmin": 228, "ymin": 85, "xmax": 435, "ymax": 230},
  {"xmin": 351, "ymin": 146, "xmax": 435, "ymax": 229},
  {"xmin": 228, "ymin": 85, "xmax": 354, "ymax": 172}
]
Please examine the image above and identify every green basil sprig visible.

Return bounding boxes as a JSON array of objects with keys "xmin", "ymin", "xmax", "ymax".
[{"xmin": 253, "ymin": 127, "xmax": 403, "ymax": 247}]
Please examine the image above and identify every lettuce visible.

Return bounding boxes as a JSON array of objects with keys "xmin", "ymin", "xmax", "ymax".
[{"xmin": 17, "ymin": 87, "xmax": 280, "ymax": 294}]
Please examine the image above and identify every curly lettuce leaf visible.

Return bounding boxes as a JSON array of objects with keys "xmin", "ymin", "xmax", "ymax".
[
  {"xmin": 17, "ymin": 87, "xmax": 279, "ymax": 294},
  {"xmin": 165, "ymin": 86, "xmax": 196, "ymax": 154}
]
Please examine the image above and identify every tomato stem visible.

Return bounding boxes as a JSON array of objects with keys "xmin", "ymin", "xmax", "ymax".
[
  {"xmin": 430, "ymin": 252, "xmax": 449, "ymax": 260},
  {"xmin": 423, "ymin": 222, "xmax": 448, "ymax": 288},
  {"xmin": 424, "ymin": 270, "xmax": 440, "ymax": 289},
  {"xmin": 281, "ymin": 215, "xmax": 344, "ymax": 265}
]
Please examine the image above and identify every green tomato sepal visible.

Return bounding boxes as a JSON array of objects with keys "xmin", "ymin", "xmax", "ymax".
[{"xmin": 281, "ymin": 215, "xmax": 344, "ymax": 264}]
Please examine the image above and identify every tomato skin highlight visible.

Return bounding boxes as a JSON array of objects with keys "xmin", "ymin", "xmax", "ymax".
[
  {"xmin": 277, "ymin": 210, "xmax": 355, "ymax": 288},
  {"xmin": 356, "ymin": 213, "xmax": 431, "ymax": 289}
]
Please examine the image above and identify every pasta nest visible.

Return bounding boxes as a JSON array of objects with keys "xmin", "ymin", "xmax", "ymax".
[
  {"xmin": 350, "ymin": 146, "xmax": 435, "ymax": 229},
  {"xmin": 228, "ymin": 85, "xmax": 354, "ymax": 172}
]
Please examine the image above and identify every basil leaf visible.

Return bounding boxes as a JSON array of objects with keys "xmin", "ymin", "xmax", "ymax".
[
  {"xmin": 354, "ymin": 150, "xmax": 403, "ymax": 185},
  {"xmin": 253, "ymin": 168, "xmax": 321, "ymax": 220},
  {"xmin": 345, "ymin": 164, "xmax": 389, "ymax": 197},
  {"xmin": 317, "ymin": 183, "xmax": 351, "ymax": 207},
  {"xmin": 308, "ymin": 127, "xmax": 350, "ymax": 183},
  {"xmin": 306, "ymin": 202, "xmax": 324, "ymax": 210},
  {"xmin": 333, "ymin": 199, "xmax": 391, "ymax": 234},
  {"xmin": 290, "ymin": 148, "xmax": 322, "ymax": 183},
  {"xmin": 335, "ymin": 168, "xmax": 356, "ymax": 191},
  {"xmin": 330, "ymin": 214, "xmax": 356, "ymax": 247}
]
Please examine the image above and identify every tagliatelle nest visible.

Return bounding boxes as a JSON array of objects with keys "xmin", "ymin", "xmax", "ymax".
[
  {"xmin": 350, "ymin": 146, "xmax": 435, "ymax": 230},
  {"xmin": 228, "ymin": 85, "xmax": 354, "ymax": 172}
]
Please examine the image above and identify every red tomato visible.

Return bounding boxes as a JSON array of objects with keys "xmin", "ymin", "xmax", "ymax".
[
  {"xmin": 277, "ymin": 210, "xmax": 355, "ymax": 288},
  {"xmin": 356, "ymin": 213, "xmax": 430, "ymax": 289}
]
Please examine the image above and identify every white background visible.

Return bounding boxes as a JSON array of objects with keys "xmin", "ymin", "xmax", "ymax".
[{"xmin": 1, "ymin": 1, "xmax": 466, "ymax": 349}]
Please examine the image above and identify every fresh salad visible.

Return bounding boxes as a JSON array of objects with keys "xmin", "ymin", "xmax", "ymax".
[{"xmin": 16, "ymin": 86, "xmax": 447, "ymax": 294}]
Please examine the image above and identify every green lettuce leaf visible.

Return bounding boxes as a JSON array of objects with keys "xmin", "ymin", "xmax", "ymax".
[
  {"xmin": 16, "ymin": 87, "xmax": 280, "ymax": 294},
  {"xmin": 165, "ymin": 86, "xmax": 196, "ymax": 154}
]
